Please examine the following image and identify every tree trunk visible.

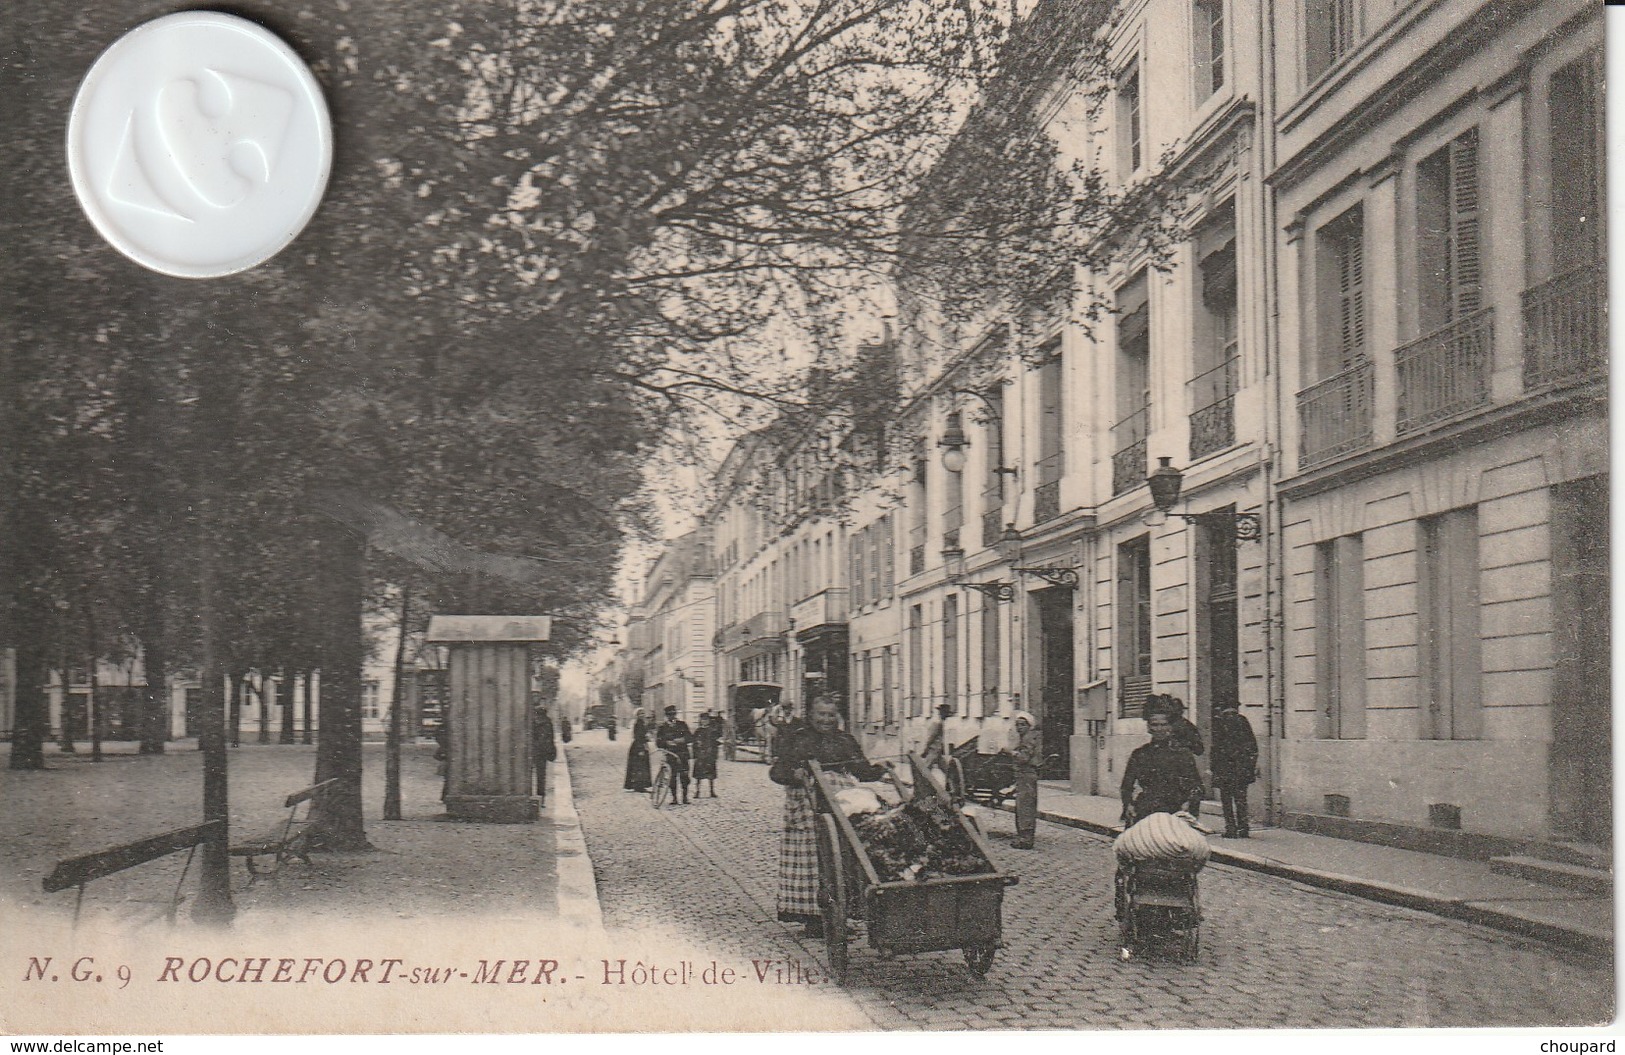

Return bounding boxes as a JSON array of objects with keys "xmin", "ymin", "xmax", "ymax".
[
  {"xmin": 8, "ymin": 610, "xmax": 49, "ymax": 769},
  {"xmin": 311, "ymin": 521, "xmax": 370, "ymax": 850},
  {"xmin": 384, "ymin": 585, "xmax": 409, "ymax": 821},
  {"xmin": 302, "ymin": 670, "xmax": 314, "ymax": 745},
  {"xmin": 257, "ymin": 673, "xmax": 270, "ymax": 744},
  {"xmin": 141, "ymin": 639, "xmax": 169, "ymax": 754},
  {"xmin": 279, "ymin": 667, "xmax": 296, "ymax": 744},
  {"xmin": 57, "ymin": 628, "xmax": 74, "ymax": 754},
  {"xmin": 228, "ymin": 670, "xmax": 244, "ymax": 748},
  {"xmin": 86, "ymin": 609, "xmax": 101, "ymax": 764}
]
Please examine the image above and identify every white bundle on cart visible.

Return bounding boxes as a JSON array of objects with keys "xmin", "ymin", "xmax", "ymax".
[{"xmin": 1113, "ymin": 811, "xmax": 1211, "ymax": 867}]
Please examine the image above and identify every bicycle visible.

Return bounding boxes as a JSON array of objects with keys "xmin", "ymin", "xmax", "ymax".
[{"xmin": 651, "ymin": 749, "xmax": 681, "ymax": 809}]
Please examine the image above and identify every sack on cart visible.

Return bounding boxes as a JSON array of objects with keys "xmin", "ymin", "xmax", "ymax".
[{"xmin": 1113, "ymin": 811, "xmax": 1211, "ymax": 867}]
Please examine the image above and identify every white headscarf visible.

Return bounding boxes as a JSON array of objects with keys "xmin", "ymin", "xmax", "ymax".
[{"xmin": 1010, "ymin": 710, "xmax": 1038, "ymax": 728}]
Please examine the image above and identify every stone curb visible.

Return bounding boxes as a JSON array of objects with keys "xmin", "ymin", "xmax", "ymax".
[
  {"xmin": 1004, "ymin": 803, "xmax": 1611, "ymax": 958},
  {"xmin": 550, "ymin": 747, "xmax": 605, "ymax": 932}
]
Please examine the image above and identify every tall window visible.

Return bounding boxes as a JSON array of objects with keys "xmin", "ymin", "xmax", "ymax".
[
  {"xmin": 980, "ymin": 594, "xmax": 1001, "ymax": 714},
  {"xmin": 1416, "ymin": 128, "xmax": 1482, "ymax": 335},
  {"xmin": 943, "ymin": 411, "xmax": 965, "ymax": 546},
  {"xmin": 1548, "ymin": 56, "xmax": 1602, "ymax": 270},
  {"xmin": 1315, "ymin": 207, "xmax": 1366, "ymax": 378},
  {"xmin": 1305, "ymin": 0, "xmax": 1360, "ymax": 82},
  {"xmin": 1034, "ymin": 340, "xmax": 1064, "ymax": 519},
  {"xmin": 882, "ymin": 646, "xmax": 896, "ymax": 725},
  {"xmin": 942, "ymin": 594, "xmax": 960, "ymax": 716},
  {"xmin": 1113, "ymin": 274, "xmax": 1151, "ymax": 495},
  {"xmin": 1194, "ymin": 0, "xmax": 1225, "ymax": 99},
  {"xmin": 907, "ymin": 604, "xmax": 924, "ymax": 716},
  {"xmin": 361, "ymin": 681, "xmax": 381, "ymax": 720},
  {"xmin": 1116, "ymin": 536, "xmax": 1153, "ymax": 717},
  {"xmin": 1314, "ymin": 534, "xmax": 1366, "ymax": 739},
  {"xmin": 1118, "ymin": 60, "xmax": 1143, "ymax": 174},
  {"xmin": 1418, "ymin": 508, "xmax": 1481, "ymax": 740},
  {"xmin": 1192, "ymin": 207, "xmax": 1238, "ymax": 459}
]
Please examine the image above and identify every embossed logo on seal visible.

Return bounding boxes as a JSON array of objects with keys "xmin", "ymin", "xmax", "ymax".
[{"xmin": 67, "ymin": 13, "xmax": 331, "ymax": 278}]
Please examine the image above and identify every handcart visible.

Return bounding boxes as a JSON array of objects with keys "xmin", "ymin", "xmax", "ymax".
[
  {"xmin": 1116, "ymin": 857, "xmax": 1202, "ymax": 961},
  {"xmin": 804, "ymin": 754, "xmax": 1018, "ymax": 985},
  {"xmin": 943, "ymin": 737, "xmax": 1017, "ymax": 808}
]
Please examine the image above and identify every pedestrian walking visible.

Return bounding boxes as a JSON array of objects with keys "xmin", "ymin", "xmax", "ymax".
[
  {"xmin": 769, "ymin": 696, "xmax": 884, "ymax": 936},
  {"xmin": 656, "ymin": 705, "xmax": 694, "ymax": 804},
  {"xmin": 1120, "ymin": 712, "xmax": 1202, "ymax": 825},
  {"xmin": 560, "ymin": 715, "xmax": 573, "ymax": 744},
  {"xmin": 722, "ymin": 712, "xmax": 737, "ymax": 762},
  {"xmin": 1007, "ymin": 710, "xmax": 1043, "ymax": 849},
  {"xmin": 693, "ymin": 712, "xmax": 721, "ymax": 798},
  {"xmin": 1210, "ymin": 701, "xmax": 1258, "ymax": 838},
  {"xmin": 531, "ymin": 702, "xmax": 558, "ymax": 805},
  {"xmin": 624, "ymin": 708, "xmax": 652, "ymax": 792}
]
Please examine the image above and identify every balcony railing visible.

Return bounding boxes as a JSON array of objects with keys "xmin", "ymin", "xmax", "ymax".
[
  {"xmin": 980, "ymin": 486, "xmax": 1002, "ymax": 548},
  {"xmin": 1188, "ymin": 350, "xmax": 1238, "ymax": 460},
  {"xmin": 1523, "ymin": 263, "xmax": 1605, "ymax": 391},
  {"xmin": 1396, "ymin": 308, "xmax": 1493, "ymax": 434},
  {"xmin": 909, "ymin": 545, "xmax": 925, "ymax": 577},
  {"xmin": 1110, "ymin": 405, "xmax": 1149, "ymax": 496},
  {"xmin": 1297, "ymin": 360, "xmax": 1373, "ymax": 468}
]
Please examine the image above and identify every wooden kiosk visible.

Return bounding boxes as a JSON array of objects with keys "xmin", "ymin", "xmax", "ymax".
[{"xmin": 425, "ymin": 615, "xmax": 552, "ymax": 823}]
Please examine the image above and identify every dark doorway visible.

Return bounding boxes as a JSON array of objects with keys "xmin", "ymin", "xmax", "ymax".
[
  {"xmin": 1550, "ymin": 476, "xmax": 1610, "ymax": 846},
  {"xmin": 1034, "ymin": 587, "xmax": 1074, "ymax": 779}
]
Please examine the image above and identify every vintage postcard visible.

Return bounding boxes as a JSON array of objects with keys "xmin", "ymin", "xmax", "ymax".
[{"xmin": 0, "ymin": 0, "xmax": 1613, "ymax": 1040}]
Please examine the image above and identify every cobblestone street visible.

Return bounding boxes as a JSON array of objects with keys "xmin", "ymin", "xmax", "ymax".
[{"xmin": 568, "ymin": 736, "xmax": 1613, "ymax": 1030}]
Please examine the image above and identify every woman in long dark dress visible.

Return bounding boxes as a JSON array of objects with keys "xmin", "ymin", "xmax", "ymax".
[
  {"xmin": 624, "ymin": 708, "xmax": 652, "ymax": 792},
  {"xmin": 692, "ymin": 714, "xmax": 721, "ymax": 797},
  {"xmin": 768, "ymin": 697, "xmax": 884, "ymax": 936}
]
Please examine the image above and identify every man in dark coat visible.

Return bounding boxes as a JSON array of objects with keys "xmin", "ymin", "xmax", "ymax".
[
  {"xmin": 1210, "ymin": 701, "xmax": 1258, "ymax": 837},
  {"xmin": 1120, "ymin": 712, "xmax": 1202, "ymax": 824},
  {"xmin": 531, "ymin": 704, "xmax": 558, "ymax": 805},
  {"xmin": 655, "ymin": 705, "xmax": 694, "ymax": 805}
]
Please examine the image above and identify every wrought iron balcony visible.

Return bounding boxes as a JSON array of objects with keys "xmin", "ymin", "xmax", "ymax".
[
  {"xmin": 1395, "ymin": 308, "xmax": 1493, "ymax": 434},
  {"xmin": 1110, "ymin": 405, "xmax": 1149, "ymax": 496},
  {"xmin": 1523, "ymin": 263, "xmax": 1605, "ymax": 391},
  {"xmin": 1297, "ymin": 360, "xmax": 1373, "ymax": 468},
  {"xmin": 980, "ymin": 487, "xmax": 1002, "ymax": 548},
  {"xmin": 1188, "ymin": 350, "xmax": 1238, "ymax": 460}
]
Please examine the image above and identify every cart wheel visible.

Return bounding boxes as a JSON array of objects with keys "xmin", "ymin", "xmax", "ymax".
[
  {"xmin": 651, "ymin": 769, "xmax": 669, "ymax": 809},
  {"xmin": 963, "ymin": 944, "xmax": 996, "ymax": 978},
  {"xmin": 817, "ymin": 816, "xmax": 848, "ymax": 985}
]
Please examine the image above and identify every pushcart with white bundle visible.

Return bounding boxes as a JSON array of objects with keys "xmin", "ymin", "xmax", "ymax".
[
  {"xmin": 1113, "ymin": 810, "xmax": 1210, "ymax": 961},
  {"xmin": 804, "ymin": 753, "xmax": 1018, "ymax": 984}
]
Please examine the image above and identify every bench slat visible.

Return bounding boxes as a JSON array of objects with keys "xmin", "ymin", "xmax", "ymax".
[
  {"xmin": 284, "ymin": 778, "xmax": 341, "ymax": 809},
  {"xmin": 44, "ymin": 820, "xmax": 224, "ymax": 893}
]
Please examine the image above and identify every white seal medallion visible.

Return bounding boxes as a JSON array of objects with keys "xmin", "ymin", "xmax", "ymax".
[{"xmin": 67, "ymin": 12, "xmax": 332, "ymax": 278}]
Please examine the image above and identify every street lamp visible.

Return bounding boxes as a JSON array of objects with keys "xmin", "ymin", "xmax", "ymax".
[
  {"xmin": 1146, "ymin": 457, "xmax": 1262, "ymax": 541},
  {"xmin": 938, "ymin": 390, "xmax": 1018, "ymax": 478}
]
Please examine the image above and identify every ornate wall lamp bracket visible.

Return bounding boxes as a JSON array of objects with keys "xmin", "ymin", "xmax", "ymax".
[
  {"xmin": 959, "ymin": 581, "xmax": 1016, "ymax": 603},
  {"xmin": 1016, "ymin": 567, "xmax": 1080, "ymax": 589}
]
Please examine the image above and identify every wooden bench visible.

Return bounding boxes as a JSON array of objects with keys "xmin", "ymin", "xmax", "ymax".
[
  {"xmin": 229, "ymin": 778, "xmax": 339, "ymax": 884},
  {"xmin": 44, "ymin": 819, "xmax": 224, "ymax": 926}
]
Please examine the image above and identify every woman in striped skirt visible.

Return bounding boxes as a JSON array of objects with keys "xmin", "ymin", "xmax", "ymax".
[{"xmin": 768, "ymin": 697, "xmax": 884, "ymax": 937}]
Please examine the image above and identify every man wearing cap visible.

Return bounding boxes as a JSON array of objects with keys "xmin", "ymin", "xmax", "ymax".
[
  {"xmin": 1007, "ymin": 711, "xmax": 1044, "ymax": 849},
  {"xmin": 655, "ymin": 705, "xmax": 694, "ymax": 805},
  {"xmin": 530, "ymin": 702, "xmax": 558, "ymax": 806}
]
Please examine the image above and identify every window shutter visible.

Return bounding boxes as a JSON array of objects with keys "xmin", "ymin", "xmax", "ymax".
[
  {"xmin": 1450, "ymin": 129, "xmax": 1482, "ymax": 318},
  {"xmin": 1337, "ymin": 229, "xmax": 1366, "ymax": 370}
]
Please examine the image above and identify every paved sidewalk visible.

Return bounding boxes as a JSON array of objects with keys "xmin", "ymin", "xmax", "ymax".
[{"xmin": 1012, "ymin": 781, "xmax": 1613, "ymax": 955}]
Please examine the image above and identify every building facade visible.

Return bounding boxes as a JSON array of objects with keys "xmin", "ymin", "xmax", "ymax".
[{"xmin": 603, "ymin": 0, "xmax": 1606, "ymax": 853}]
